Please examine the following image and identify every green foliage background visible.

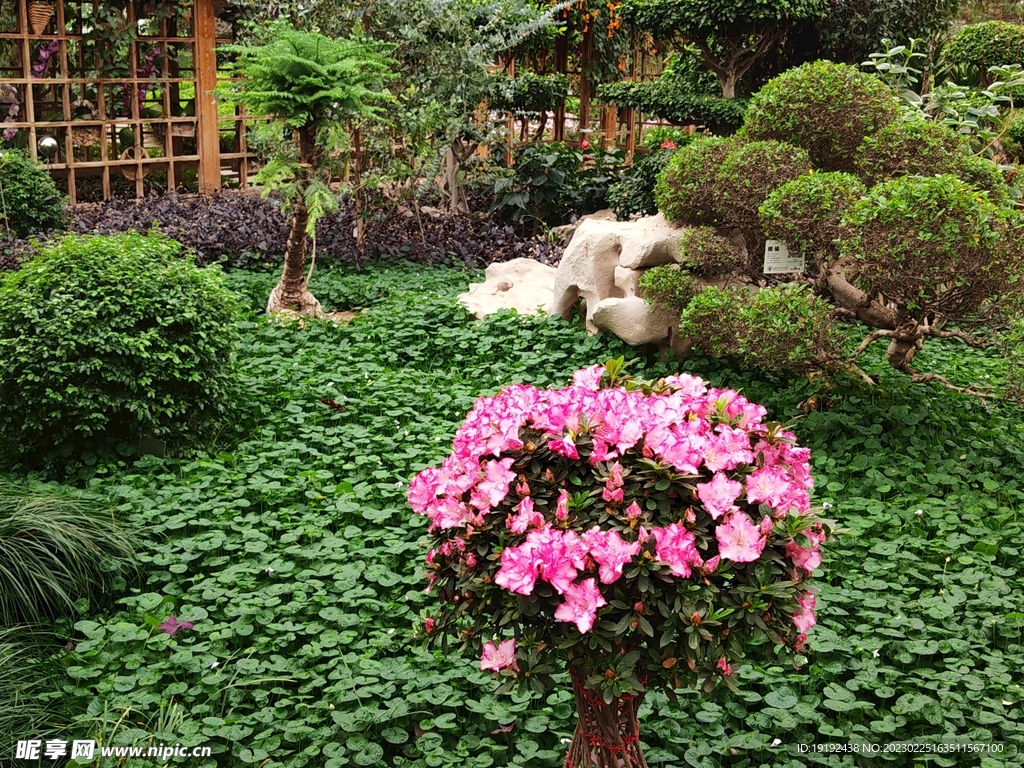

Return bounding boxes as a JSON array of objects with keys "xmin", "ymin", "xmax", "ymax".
[{"xmin": 11, "ymin": 264, "xmax": 1016, "ymax": 767}]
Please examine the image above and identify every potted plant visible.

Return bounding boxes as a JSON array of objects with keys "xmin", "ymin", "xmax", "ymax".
[{"xmin": 411, "ymin": 360, "xmax": 827, "ymax": 767}]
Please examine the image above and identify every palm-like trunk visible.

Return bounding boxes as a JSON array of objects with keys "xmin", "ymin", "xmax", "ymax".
[{"xmin": 267, "ymin": 126, "xmax": 323, "ymax": 315}]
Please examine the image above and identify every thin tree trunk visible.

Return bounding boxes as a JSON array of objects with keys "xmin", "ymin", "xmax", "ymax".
[
  {"xmin": 267, "ymin": 126, "xmax": 322, "ymax": 315},
  {"xmin": 564, "ymin": 669, "xmax": 648, "ymax": 768},
  {"xmin": 443, "ymin": 141, "xmax": 470, "ymax": 214}
]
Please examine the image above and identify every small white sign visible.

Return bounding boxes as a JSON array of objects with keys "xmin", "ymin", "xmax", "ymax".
[{"xmin": 763, "ymin": 240, "xmax": 806, "ymax": 274}]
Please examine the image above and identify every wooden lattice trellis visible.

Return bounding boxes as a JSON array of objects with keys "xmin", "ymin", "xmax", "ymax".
[{"xmin": 0, "ymin": 0, "xmax": 257, "ymax": 203}]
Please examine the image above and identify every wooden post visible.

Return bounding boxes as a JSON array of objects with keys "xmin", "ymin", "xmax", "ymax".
[
  {"xmin": 195, "ymin": 0, "xmax": 220, "ymax": 192},
  {"xmin": 578, "ymin": 28, "xmax": 594, "ymax": 139},
  {"xmin": 553, "ymin": 34, "xmax": 568, "ymax": 143}
]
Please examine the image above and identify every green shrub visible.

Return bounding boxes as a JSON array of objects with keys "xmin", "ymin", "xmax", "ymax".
[
  {"xmin": 491, "ymin": 143, "xmax": 625, "ymax": 230},
  {"xmin": 838, "ymin": 174, "xmax": 1023, "ymax": 319},
  {"xmin": 0, "ymin": 481, "xmax": 136, "ymax": 624},
  {"xmin": 637, "ymin": 264, "xmax": 699, "ymax": 315},
  {"xmin": 0, "ymin": 232, "xmax": 242, "ymax": 468},
  {"xmin": 640, "ymin": 126, "xmax": 694, "ymax": 150},
  {"xmin": 605, "ymin": 148, "xmax": 675, "ymax": 220},
  {"xmin": 598, "ymin": 80, "xmax": 748, "ymax": 133},
  {"xmin": 855, "ymin": 118, "xmax": 1006, "ymax": 202},
  {"xmin": 679, "ymin": 284, "xmax": 841, "ymax": 372},
  {"xmin": 487, "ymin": 72, "xmax": 570, "ymax": 114},
  {"xmin": 0, "ymin": 150, "xmax": 66, "ymax": 237},
  {"xmin": 759, "ymin": 172, "xmax": 866, "ymax": 262},
  {"xmin": 654, "ymin": 135, "xmax": 738, "ymax": 226},
  {"xmin": 677, "ymin": 226, "xmax": 746, "ymax": 275},
  {"xmin": 1009, "ymin": 114, "xmax": 1024, "ymax": 145},
  {"xmin": 744, "ymin": 61, "xmax": 900, "ymax": 172},
  {"xmin": 945, "ymin": 21, "xmax": 1024, "ymax": 86},
  {"xmin": 716, "ymin": 139, "xmax": 813, "ymax": 256}
]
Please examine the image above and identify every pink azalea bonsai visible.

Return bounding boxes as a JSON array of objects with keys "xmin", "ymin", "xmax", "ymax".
[{"xmin": 410, "ymin": 360, "xmax": 827, "ymax": 767}]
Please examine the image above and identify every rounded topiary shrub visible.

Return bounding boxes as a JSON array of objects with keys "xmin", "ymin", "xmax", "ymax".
[
  {"xmin": 744, "ymin": 61, "xmax": 900, "ymax": 173},
  {"xmin": 839, "ymin": 174, "xmax": 1023, "ymax": 319},
  {"xmin": 855, "ymin": 119, "xmax": 1006, "ymax": 202},
  {"xmin": 0, "ymin": 150, "xmax": 66, "ymax": 237},
  {"xmin": 654, "ymin": 135, "xmax": 739, "ymax": 226},
  {"xmin": 759, "ymin": 172, "xmax": 866, "ymax": 262},
  {"xmin": 637, "ymin": 263, "xmax": 700, "ymax": 314},
  {"xmin": 945, "ymin": 21, "xmax": 1024, "ymax": 86},
  {"xmin": 717, "ymin": 140, "xmax": 813, "ymax": 259},
  {"xmin": 0, "ymin": 232, "xmax": 242, "ymax": 468},
  {"xmin": 677, "ymin": 226, "xmax": 746, "ymax": 275}
]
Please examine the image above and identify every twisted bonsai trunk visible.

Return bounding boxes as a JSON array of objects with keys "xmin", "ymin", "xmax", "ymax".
[
  {"xmin": 267, "ymin": 125, "xmax": 323, "ymax": 316},
  {"xmin": 565, "ymin": 668, "xmax": 648, "ymax": 768}
]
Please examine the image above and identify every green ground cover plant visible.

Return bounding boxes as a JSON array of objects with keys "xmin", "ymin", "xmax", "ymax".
[{"xmin": 7, "ymin": 265, "xmax": 1023, "ymax": 767}]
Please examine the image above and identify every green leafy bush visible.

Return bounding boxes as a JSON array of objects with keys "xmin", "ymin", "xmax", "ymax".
[
  {"xmin": 488, "ymin": 72, "xmax": 570, "ymax": 114},
  {"xmin": 605, "ymin": 148, "xmax": 675, "ymax": 220},
  {"xmin": 598, "ymin": 80, "xmax": 748, "ymax": 133},
  {"xmin": 654, "ymin": 135, "xmax": 738, "ymax": 226},
  {"xmin": 945, "ymin": 21, "xmax": 1024, "ymax": 86},
  {"xmin": 716, "ymin": 139, "xmax": 813, "ymax": 256},
  {"xmin": 855, "ymin": 118, "xmax": 1006, "ymax": 202},
  {"xmin": 677, "ymin": 226, "xmax": 746, "ymax": 275},
  {"xmin": 0, "ymin": 149, "xmax": 66, "ymax": 237},
  {"xmin": 637, "ymin": 264, "xmax": 699, "ymax": 314},
  {"xmin": 0, "ymin": 233, "xmax": 242, "ymax": 468},
  {"xmin": 744, "ymin": 61, "xmax": 899, "ymax": 172},
  {"xmin": 680, "ymin": 284, "xmax": 842, "ymax": 372},
  {"xmin": 491, "ymin": 143, "xmax": 625, "ymax": 230},
  {"xmin": 759, "ymin": 171, "xmax": 866, "ymax": 261},
  {"xmin": 1009, "ymin": 114, "xmax": 1024, "ymax": 144},
  {"xmin": 839, "ymin": 174, "xmax": 1023, "ymax": 319}
]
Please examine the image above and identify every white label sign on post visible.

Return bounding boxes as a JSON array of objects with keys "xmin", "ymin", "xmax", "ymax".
[{"xmin": 763, "ymin": 240, "xmax": 806, "ymax": 274}]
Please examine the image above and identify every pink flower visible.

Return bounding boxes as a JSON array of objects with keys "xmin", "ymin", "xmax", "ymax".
[
  {"xmin": 696, "ymin": 472, "xmax": 742, "ymax": 519},
  {"xmin": 408, "ymin": 467, "xmax": 441, "ymax": 514},
  {"xmin": 660, "ymin": 139, "xmax": 678, "ymax": 150},
  {"xmin": 549, "ymin": 434, "xmax": 579, "ymax": 459},
  {"xmin": 464, "ymin": 552, "xmax": 477, "ymax": 569},
  {"xmin": 580, "ymin": 138, "xmax": 590, "ymax": 150},
  {"xmin": 508, "ymin": 496, "xmax": 545, "ymax": 534},
  {"xmin": 746, "ymin": 466, "xmax": 794, "ymax": 509},
  {"xmin": 625, "ymin": 501, "xmax": 643, "ymax": 520},
  {"xmin": 533, "ymin": 527, "xmax": 585, "ymax": 593},
  {"xmin": 701, "ymin": 555, "xmax": 720, "ymax": 575},
  {"xmin": 555, "ymin": 489, "xmax": 570, "ymax": 521},
  {"xmin": 703, "ymin": 426, "xmax": 754, "ymax": 473},
  {"xmin": 786, "ymin": 526, "xmax": 825, "ymax": 574},
  {"xmin": 716, "ymin": 656, "xmax": 732, "ymax": 675},
  {"xmin": 582, "ymin": 527, "xmax": 641, "ymax": 584},
  {"xmin": 494, "ymin": 544, "xmax": 540, "ymax": 595},
  {"xmin": 424, "ymin": 617, "xmax": 436, "ymax": 634},
  {"xmin": 476, "ymin": 458, "xmax": 516, "ymax": 508},
  {"xmin": 653, "ymin": 523, "xmax": 702, "ymax": 577},
  {"xmin": 480, "ymin": 638, "xmax": 519, "ymax": 672},
  {"xmin": 572, "ymin": 365, "xmax": 604, "ymax": 389},
  {"xmin": 716, "ymin": 511, "xmax": 766, "ymax": 563},
  {"xmin": 793, "ymin": 591, "xmax": 817, "ymax": 633},
  {"xmin": 554, "ymin": 578, "xmax": 606, "ymax": 633}
]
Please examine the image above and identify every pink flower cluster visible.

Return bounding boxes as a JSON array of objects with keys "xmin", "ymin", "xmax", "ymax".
[{"xmin": 410, "ymin": 365, "xmax": 823, "ymax": 673}]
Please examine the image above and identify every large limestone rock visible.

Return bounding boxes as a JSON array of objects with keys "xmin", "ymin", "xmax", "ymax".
[
  {"xmin": 550, "ymin": 209, "xmax": 618, "ymax": 247},
  {"xmin": 552, "ymin": 213, "xmax": 684, "ymax": 339},
  {"xmin": 590, "ymin": 296, "xmax": 678, "ymax": 347},
  {"xmin": 458, "ymin": 258, "xmax": 557, "ymax": 319}
]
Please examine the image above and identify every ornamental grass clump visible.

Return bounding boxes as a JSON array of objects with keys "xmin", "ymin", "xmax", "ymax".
[{"xmin": 410, "ymin": 361, "xmax": 826, "ymax": 768}]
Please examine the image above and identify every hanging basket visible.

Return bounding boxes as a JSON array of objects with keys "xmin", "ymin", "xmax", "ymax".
[
  {"xmin": 564, "ymin": 668, "xmax": 648, "ymax": 768},
  {"xmin": 119, "ymin": 145, "xmax": 150, "ymax": 181},
  {"xmin": 28, "ymin": 2, "xmax": 54, "ymax": 35}
]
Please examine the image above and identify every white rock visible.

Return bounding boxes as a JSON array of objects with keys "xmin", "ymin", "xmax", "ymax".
[
  {"xmin": 551, "ymin": 219, "xmax": 626, "ymax": 332},
  {"xmin": 614, "ymin": 266, "xmax": 641, "ymax": 298},
  {"xmin": 590, "ymin": 296, "xmax": 679, "ymax": 347},
  {"xmin": 616, "ymin": 212, "xmax": 684, "ymax": 270},
  {"xmin": 458, "ymin": 258, "xmax": 557, "ymax": 319},
  {"xmin": 550, "ymin": 208, "xmax": 618, "ymax": 246}
]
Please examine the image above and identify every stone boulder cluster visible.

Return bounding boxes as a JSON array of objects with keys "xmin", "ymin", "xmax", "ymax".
[{"xmin": 458, "ymin": 212, "xmax": 691, "ymax": 353}]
